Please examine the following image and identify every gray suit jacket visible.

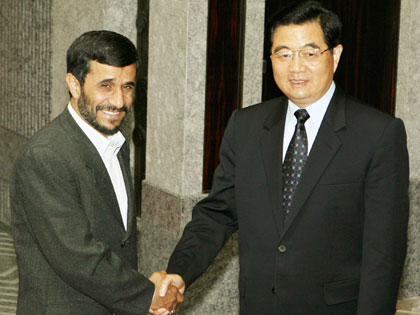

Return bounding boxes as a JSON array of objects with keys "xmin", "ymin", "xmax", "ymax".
[{"xmin": 11, "ymin": 108, "xmax": 154, "ymax": 315}]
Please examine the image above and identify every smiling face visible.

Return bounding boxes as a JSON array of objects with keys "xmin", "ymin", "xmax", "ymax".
[
  {"xmin": 66, "ymin": 60, "xmax": 136, "ymax": 136},
  {"xmin": 270, "ymin": 21, "xmax": 342, "ymax": 108}
]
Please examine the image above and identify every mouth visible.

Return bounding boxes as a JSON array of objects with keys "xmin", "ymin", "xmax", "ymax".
[
  {"xmin": 102, "ymin": 110, "xmax": 123, "ymax": 116},
  {"xmin": 290, "ymin": 79, "xmax": 307, "ymax": 84}
]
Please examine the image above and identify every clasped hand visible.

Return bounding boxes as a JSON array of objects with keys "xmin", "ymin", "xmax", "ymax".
[{"xmin": 149, "ymin": 271, "xmax": 185, "ymax": 315}]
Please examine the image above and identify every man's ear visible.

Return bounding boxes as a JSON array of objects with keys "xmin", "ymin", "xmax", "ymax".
[
  {"xmin": 65, "ymin": 73, "xmax": 82, "ymax": 99},
  {"xmin": 332, "ymin": 44, "xmax": 343, "ymax": 73}
]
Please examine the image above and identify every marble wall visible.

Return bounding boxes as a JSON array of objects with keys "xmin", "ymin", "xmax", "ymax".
[
  {"xmin": 0, "ymin": 1, "xmax": 51, "ymax": 138},
  {"xmin": 396, "ymin": 0, "xmax": 420, "ymax": 306},
  {"xmin": 242, "ymin": 0, "xmax": 266, "ymax": 107},
  {"xmin": 400, "ymin": 182, "xmax": 420, "ymax": 299},
  {"xmin": 0, "ymin": 128, "xmax": 26, "ymax": 224},
  {"xmin": 0, "ymin": 0, "xmax": 52, "ymax": 225},
  {"xmin": 145, "ymin": 0, "xmax": 208, "ymax": 197},
  {"xmin": 397, "ymin": 0, "xmax": 420, "ymax": 181}
]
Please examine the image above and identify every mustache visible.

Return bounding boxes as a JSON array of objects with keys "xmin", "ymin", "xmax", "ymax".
[{"xmin": 96, "ymin": 105, "xmax": 128, "ymax": 112}]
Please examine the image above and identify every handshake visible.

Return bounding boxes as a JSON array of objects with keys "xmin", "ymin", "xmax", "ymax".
[{"xmin": 148, "ymin": 271, "xmax": 185, "ymax": 315}]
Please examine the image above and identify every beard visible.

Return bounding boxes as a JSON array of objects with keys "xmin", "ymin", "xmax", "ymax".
[{"xmin": 78, "ymin": 88, "xmax": 131, "ymax": 136}]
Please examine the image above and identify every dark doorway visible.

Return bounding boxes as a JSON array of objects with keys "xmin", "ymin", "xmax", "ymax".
[
  {"xmin": 263, "ymin": 0, "xmax": 401, "ymax": 115},
  {"xmin": 202, "ymin": 0, "xmax": 247, "ymax": 191}
]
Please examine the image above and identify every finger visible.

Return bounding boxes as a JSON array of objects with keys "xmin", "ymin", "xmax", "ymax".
[
  {"xmin": 150, "ymin": 308, "xmax": 165, "ymax": 315},
  {"xmin": 159, "ymin": 277, "xmax": 172, "ymax": 296},
  {"xmin": 172, "ymin": 275, "xmax": 186, "ymax": 294},
  {"xmin": 156, "ymin": 308, "xmax": 169, "ymax": 315},
  {"xmin": 177, "ymin": 292, "xmax": 184, "ymax": 303}
]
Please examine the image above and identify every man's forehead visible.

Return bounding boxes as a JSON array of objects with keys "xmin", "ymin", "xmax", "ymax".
[
  {"xmin": 274, "ymin": 19, "xmax": 322, "ymax": 31},
  {"xmin": 271, "ymin": 22, "xmax": 326, "ymax": 48},
  {"xmin": 86, "ymin": 60, "xmax": 136, "ymax": 79},
  {"xmin": 88, "ymin": 60, "xmax": 135, "ymax": 70},
  {"xmin": 273, "ymin": 21, "xmax": 323, "ymax": 35}
]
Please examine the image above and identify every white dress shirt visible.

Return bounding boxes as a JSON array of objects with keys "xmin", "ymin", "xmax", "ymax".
[
  {"xmin": 68, "ymin": 104, "xmax": 128, "ymax": 230},
  {"xmin": 282, "ymin": 82, "xmax": 336, "ymax": 162}
]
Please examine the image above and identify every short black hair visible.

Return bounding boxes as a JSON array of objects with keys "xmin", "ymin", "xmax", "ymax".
[
  {"xmin": 66, "ymin": 30, "xmax": 138, "ymax": 86},
  {"xmin": 270, "ymin": 1, "xmax": 342, "ymax": 49}
]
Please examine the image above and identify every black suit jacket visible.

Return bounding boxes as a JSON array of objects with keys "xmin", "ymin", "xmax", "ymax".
[
  {"xmin": 167, "ymin": 88, "xmax": 409, "ymax": 314},
  {"xmin": 11, "ymin": 108, "xmax": 154, "ymax": 315}
]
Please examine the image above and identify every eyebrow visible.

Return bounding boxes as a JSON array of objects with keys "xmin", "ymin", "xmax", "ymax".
[
  {"xmin": 97, "ymin": 78, "xmax": 136, "ymax": 87},
  {"xmin": 272, "ymin": 45, "xmax": 289, "ymax": 54},
  {"xmin": 272, "ymin": 42, "xmax": 322, "ymax": 53},
  {"xmin": 123, "ymin": 81, "xmax": 136, "ymax": 87},
  {"xmin": 303, "ymin": 42, "xmax": 322, "ymax": 49}
]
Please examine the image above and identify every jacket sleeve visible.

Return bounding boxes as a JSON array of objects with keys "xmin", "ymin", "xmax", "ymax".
[
  {"xmin": 167, "ymin": 110, "xmax": 239, "ymax": 288},
  {"xmin": 357, "ymin": 118, "xmax": 409, "ymax": 314},
  {"xmin": 11, "ymin": 143, "xmax": 154, "ymax": 315}
]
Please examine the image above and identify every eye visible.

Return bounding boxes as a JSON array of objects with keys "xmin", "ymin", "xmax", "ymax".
[
  {"xmin": 303, "ymin": 50, "xmax": 318, "ymax": 59},
  {"xmin": 122, "ymin": 85, "xmax": 134, "ymax": 94},
  {"xmin": 277, "ymin": 50, "xmax": 292, "ymax": 60},
  {"xmin": 100, "ymin": 83, "xmax": 112, "ymax": 89}
]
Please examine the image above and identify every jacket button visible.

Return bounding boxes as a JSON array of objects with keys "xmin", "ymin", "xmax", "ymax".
[
  {"xmin": 272, "ymin": 287, "xmax": 276, "ymax": 294},
  {"xmin": 278, "ymin": 244, "xmax": 287, "ymax": 253},
  {"xmin": 121, "ymin": 241, "xmax": 127, "ymax": 247}
]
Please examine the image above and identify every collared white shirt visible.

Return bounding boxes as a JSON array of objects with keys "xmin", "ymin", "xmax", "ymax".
[
  {"xmin": 282, "ymin": 82, "xmax": 336, "ymax": 162},
  {"xmin": 68, "ymin": 104, "xmax": 128, "ymax": 230}
]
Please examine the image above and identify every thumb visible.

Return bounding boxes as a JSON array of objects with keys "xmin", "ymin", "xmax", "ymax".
[{"xmin": 159, "ymin": 277, "xmax": 171, "ymax": 297}]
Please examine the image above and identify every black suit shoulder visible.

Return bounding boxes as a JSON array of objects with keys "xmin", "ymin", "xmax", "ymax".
[
  {"xmin": 340, "ymin": 93, "xmax": 405, "ymax": 145},
  {"xmin": 344, "ymin": 94, "xmax": 395, "ymax": 123},
  {"xmin": 226, "ymin": 97, "xmax": 287, "ymax": 139},
  {"xmin": 236, "ymin": 96, "xmax": 285, "ymax": 121}
]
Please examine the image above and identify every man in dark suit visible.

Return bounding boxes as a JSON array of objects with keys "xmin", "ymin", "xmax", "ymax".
[
  {"xmin": 11, "ymin": 30, "xmax": 181, "ymax": 315},
  {"xmin": 159, "ymin": 1, "xmax": 409, "ymax": 314}
]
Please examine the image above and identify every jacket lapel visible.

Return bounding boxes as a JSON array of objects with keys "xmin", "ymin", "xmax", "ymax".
[
  {"xmin": 280, "ymin": 89, "xmax": 347, "ymax": 240},
  {"xmin": 59, "ymin": 108, "xmax": 127, "ymax": 231},
  {"xmin": 118, "ymin": 145, "xmax": 136, "ymax": 239},
  {"xmin": 259, "ymin": 98, "xmax": 288, "ymax": 235}
]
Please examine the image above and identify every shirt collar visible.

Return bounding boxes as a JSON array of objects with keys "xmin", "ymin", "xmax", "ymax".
[
  {"xmin": 67, "ymin": 103, "xmax": 125, "ymax": 158},
  {"xmin": 287, "ymin": 81, "xmax": 336, "ymax": 124}
]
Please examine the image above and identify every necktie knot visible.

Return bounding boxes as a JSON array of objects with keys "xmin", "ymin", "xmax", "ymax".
[{"xmin": 294, "ymin": 109, "xmax": 310, "ymax": 124}]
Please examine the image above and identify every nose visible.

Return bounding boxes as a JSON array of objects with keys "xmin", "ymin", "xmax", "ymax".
[
  {"xmin": 289, "ymin": 52, "xmax": 306, "ymax": 72},
  {"xmin": 111, "ymin": 88, "xmax": 124, "ymax": 108}
]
